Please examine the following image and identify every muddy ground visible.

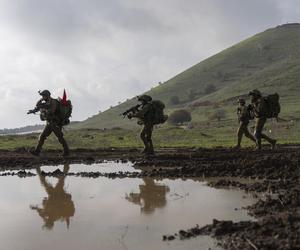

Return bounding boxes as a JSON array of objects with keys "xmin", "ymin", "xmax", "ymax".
[{"xmin": 1, "ymin": 145, "xmax": 300, "ymax": 249}]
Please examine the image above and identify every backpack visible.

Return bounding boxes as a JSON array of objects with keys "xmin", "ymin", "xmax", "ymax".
[
  {"xmin": 57, "ymin": 98, "xmax": 73, "ymax": 125},
  {"xmin": 264, "ymin": 93, "xmax": 280, "ymax": 119},
  {"xmin": 151, "ymin": 100, "xmax": 168, "ymax": 125}
]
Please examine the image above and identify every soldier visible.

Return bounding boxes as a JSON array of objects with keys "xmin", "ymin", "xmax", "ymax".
[
  {"xmin": 28, "ymin": 90, "xmax": 70, "ymax": 156},
  {"xmin": 128, "ymin": 95, "xmax": 155, "ymax": 155},
  {"xmin": 235, "ymin": 98, "xmax": 256, "ymax": 149},
  {"xmin": 249, "ymin": 89, "xmax": 277, "ymax": 150}
]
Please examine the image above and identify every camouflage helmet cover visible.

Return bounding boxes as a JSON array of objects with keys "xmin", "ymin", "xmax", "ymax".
[
  {"xmin": 39, "ymin": 90, "xmax": 51, "ymax": 97},
  {"xmin": 249, "ymin": 89, "xmax": 261, "ymax": 97},
  {"xmin": 137, "ymin": 95, "xmax": 152, "ymax": 102}
]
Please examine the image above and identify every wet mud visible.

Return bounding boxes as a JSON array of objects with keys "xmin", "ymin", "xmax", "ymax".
[{"xmin": 1, "ymin": 145, "xmax": 300, "ymax": 249}]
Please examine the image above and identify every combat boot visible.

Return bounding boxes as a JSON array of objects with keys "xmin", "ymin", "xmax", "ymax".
[
  {"xmin": 271, "ymin": 139, "xmax": 277, "ymax": 150},
  {"xmin": 62, "ymin": 150, "xmax": 70, "ymax": 157}
]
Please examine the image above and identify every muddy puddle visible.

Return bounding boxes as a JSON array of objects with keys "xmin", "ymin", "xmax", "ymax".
[{"xmin": 0, "ymin": 162, "xmax": 257, "ymax": 250}]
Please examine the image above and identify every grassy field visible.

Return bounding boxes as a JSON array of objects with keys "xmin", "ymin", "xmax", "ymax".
[{"xmin": 1, "ymin": 118, "xmax": 299, "ymax": 150}]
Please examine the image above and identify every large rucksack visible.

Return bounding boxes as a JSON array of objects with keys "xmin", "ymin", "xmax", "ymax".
[
  {"xmin": 151, "ymin": 100, "xmax": 168, "ymax": 125},
  {"xmin": 57, "ymin": 98, "xmax": 73, "ymax": 125},
  {"xmin": 264, "ymin": 93, "xmax": 280, "ymax": 119}
]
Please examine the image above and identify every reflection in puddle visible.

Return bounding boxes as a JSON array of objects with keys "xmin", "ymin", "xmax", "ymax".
[
  {"xmin": 126, "ymin": 178, "xmax": 170, "ymax": 214},
  {"xmin": 0, "ymin": 162, "xmax": 258, "ymax": 250},
  {"xmin": 31, "ymin": 165, "xmax": 75, "ymax": 230}
]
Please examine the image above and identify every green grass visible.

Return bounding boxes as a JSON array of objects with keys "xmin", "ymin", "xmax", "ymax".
[{"xmin": 2, "ymin": 119, "xmax": 300, "ymax": 150}]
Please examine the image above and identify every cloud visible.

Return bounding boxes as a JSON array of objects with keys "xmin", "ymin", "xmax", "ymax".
[{"xmin": 0, "ymin": 0, "xmax": 298, "ymax": 128}]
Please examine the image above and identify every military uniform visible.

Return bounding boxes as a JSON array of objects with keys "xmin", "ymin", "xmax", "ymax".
[
  {"xmin": 249, "ymin": 90, "xmax": 276, "ymax": 150},
  {"xmin": 31, "ymin": 91, "xmax": 69, "ymax": 156},
  {"xmin": 236, "ymin": 102, "xmax": 256, "ymax": 148},
  {"xmin": 133, "ymin": 102, "xmax": 155, "ymax": 154},
  {"xmin": 131, "ymin": 95, "xmax": 155, "ymax": 155}
]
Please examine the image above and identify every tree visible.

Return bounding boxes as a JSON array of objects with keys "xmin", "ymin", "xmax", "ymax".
[
  {"xmin": 204, "ymin": 84, "xmax": 216, "ymax": 94},
  {"xmin": 168, "ymin": 110, "xmax": 192, "ymax": 125},
  {"xmin": 169, "ymin": 96, "xmax": 180, "ymax": 105}
]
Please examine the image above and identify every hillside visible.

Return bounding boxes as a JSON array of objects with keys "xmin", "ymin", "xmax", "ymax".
[{"xmin": 72, "ymin": 23, "xmax": 300, "ymax": 130}]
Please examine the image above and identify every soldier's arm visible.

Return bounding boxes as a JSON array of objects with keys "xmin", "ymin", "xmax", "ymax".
[{"xmin": 132, "ymin": 104, "xmax": 150, "ymax": 119}]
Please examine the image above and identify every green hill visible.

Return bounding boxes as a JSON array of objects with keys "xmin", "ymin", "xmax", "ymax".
[{"xmin": 72, "ymin": 23, "xmax": 300, "ymax": 130}]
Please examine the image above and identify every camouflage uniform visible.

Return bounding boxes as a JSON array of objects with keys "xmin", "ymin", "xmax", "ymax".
[
  {"xmin": 133, "ymin": 103, "xmax": 155, "ymax": 154},
  {"xmin": 131, "ymin": 96, "xmax": 155, "ymax": 155},
  {"xmin": 236, "ymin": 102, "xmax": 256, "ymax": 148},
  {"xmin": 249, "ymin": 90, "xmax": 276, "ymax": 150},
  {"xmin": 35, "ymin": 97, "xmax": 69, "ymax": 156}
]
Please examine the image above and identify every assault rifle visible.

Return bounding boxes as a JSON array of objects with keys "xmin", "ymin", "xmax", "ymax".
[
  {"xmin": 27, "ymin": 99, "xmax": 50, "ymax": 115},
  {"xmin": 121, "ymin": 104, "xmax": 142, "ymax": 118}
]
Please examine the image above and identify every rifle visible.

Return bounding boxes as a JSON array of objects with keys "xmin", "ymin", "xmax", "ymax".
[
  {"xmin": 121, "ymin": 104, "xmax": 142, "ymax": 118},
  {"xmin": 27, "ymin": 99, "xmax": 51, "ymax": 115}
]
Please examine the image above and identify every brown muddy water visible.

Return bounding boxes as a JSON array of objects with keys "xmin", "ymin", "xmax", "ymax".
[{"xmin": 0, "ymin": 162, "xmax": 257, "ymax": 250}]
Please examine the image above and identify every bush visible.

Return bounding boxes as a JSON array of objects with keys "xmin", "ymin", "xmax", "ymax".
[
  {"xmin": 169, "ymin": 96, "xmax": 180, "ymax": 105},
  {"xmin": 204, "ymin": 84, "xmax": 216, "ymax": 94},
  {"xmin": 168, "ymin": 109, "xmax": 192, "ymax": 125},
  {"xmin": 208, "ymin": 109, "xmax": 226, "ymax": 121}
]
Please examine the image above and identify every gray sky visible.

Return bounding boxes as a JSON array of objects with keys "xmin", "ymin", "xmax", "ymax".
[{"xmin": 0, "ymin": 0, "xmax": 299, "ymax": 128}]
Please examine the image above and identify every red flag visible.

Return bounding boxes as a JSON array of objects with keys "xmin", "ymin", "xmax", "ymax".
[{"xmin": 62, "ymin": 89, "xmax": 68, "ymax": 106}]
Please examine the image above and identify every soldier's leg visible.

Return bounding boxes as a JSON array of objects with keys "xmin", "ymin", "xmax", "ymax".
[
  {"xmin": 140, "ymin": 126, "xmax": 149, "ymax": 152},
  {"xmin": 35, "ymin": 124, "xmax": 53, "ymax": 154},
  {"xmin": 254, "ymin": 118, "xmax": 264, "ymax": 150},
  {"xmin": 145, "ymin": 125, "xmax": 154, "ymax": 154},
  {"xmin": 244, "ymin": 126, "xmax": 256, "ymax": 143},
  {"xmin": 261, "ymin": 133, "xmax": 276, "ymax": 149},
  {"xmin": 52, "ymin": 124, "xmax": 69, "ymax": 155},
  {"xmin": 255, "ymin": 118, "xmax": 276, "ymax": 149},
  {"xmin": 236, "ymin": 124, "xmax": 244, "ymax": 148}
]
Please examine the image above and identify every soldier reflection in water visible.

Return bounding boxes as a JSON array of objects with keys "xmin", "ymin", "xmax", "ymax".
[
  {"xmin": 126, "ymin": 178, "xmax": 170, "ymax": 214},
  {"xmin": 30, "ymin": 164, "xmax": 75, "ymax": 230}
]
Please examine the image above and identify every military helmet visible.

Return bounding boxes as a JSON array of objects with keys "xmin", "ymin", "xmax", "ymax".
[
  {"xmin": 39, "ymin": 90, "xmax": 51, "ymax": 97},
  {"xmin": 238, "ymin": 98, "xmax": 246, "ymax": 104},
  {"xmin": 249, "ymin": 89, "xmax": 261, "ymax": 97},
  {"xmin": 137, "ymin": 95, "xmax": 152, "ymax": 102}
]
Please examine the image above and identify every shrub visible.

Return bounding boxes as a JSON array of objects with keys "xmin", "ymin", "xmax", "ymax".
[{"xmin": 168, "ymin": 109, "xmax": 192, "ymax": 125}]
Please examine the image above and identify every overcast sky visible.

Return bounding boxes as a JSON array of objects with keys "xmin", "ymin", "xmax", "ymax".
[{"xmin": 0, "ymin": 0, "xmax": 299, "ymax": 129}]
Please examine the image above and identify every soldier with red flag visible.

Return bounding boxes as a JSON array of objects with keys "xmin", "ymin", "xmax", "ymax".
[{"xmin": 27, "ymin": 90, "xmax": 71, "ymax": 157}]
